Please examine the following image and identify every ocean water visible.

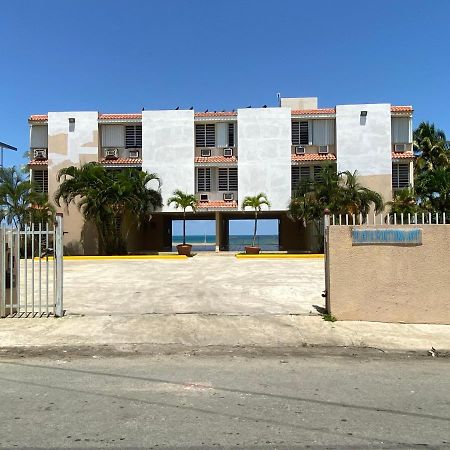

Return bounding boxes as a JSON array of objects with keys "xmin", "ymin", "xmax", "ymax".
[{"xmin": 172, "ymin": 234, "xmax": 279, "ymax": 251}]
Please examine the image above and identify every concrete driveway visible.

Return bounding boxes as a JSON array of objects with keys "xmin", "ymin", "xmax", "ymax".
[{"xmin": 64, "ymin": 254, "xmax": 325, "ymax": 316}]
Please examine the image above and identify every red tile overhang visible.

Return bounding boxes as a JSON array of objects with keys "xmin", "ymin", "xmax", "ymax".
[
  {"xmin": 291, "ymin": 153, "xmax": 337, "ymax": 162},
  {"xmin": 99, "ymin": 158, "xmax": 142, "ymax": 165},
  {"xmin": 392, "ymin": 151, "xmax": 414, "ymax": 159},
  {"xmin": 28, "ymin": 159, "xmax": 48, "ymax": 166},
  {"xmin": 195, "ymin": 156, "xmax": 237, "ymax": 163},
  {"xmin": 197, "ymin": 200, "xmax": 238, "ymax": 209}
]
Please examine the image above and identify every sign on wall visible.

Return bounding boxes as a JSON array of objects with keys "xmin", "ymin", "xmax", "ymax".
[{"xmin": 352, "ymin": 228, "xmax": 422, "ymax": 246}]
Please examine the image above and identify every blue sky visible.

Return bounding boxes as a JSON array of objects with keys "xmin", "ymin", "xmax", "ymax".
[{"xmin": 1, "ymin": 0, "xmax": 449, "ymax": 235}]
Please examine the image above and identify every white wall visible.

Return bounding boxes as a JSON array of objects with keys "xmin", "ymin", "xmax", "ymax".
[
  {"xmin": 142, "ymin": 110, "xmax": 195, "ymax": 212},
  {"xmin": 336, "ymin": 104, "xmax": 392, "ymax": 177},
  {"xmin": 237, "ymin": 107, "xmax": 291, "ymax": 211}
]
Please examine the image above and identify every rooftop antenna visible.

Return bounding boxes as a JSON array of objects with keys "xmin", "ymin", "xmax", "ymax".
[
  {"xmin": 276, "ymin": 93, "xmax": 281, "ymax": 107},
  {"xmin": 0, "ymin": 141, "xmax": 17, "ymax": 168}
]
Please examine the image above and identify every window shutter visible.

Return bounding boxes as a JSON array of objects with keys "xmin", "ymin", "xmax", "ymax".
[
  {"xmin": 228, "ymin": 123, "xmax": 235, "ymax": 147},
  {"xmin": 32, "ymin": 170, "xmax": 48, "ymax": 193},
  {"xmin": 313, "ymin": 165, "xmax": 323, "ymax": 181},
  {"xmin": 292, "ymin": 121, "xmax": 300, "ymax": 146},
  {"xmin": 218, "ymin": 168, "xmax": 228, "ymax": 191},
  {"xmin": 291, "ymin": 166, "xmax": 300, "ymax": 190},
  {"xmin": 392, "ymin": 163, "xmax": 409, "ymax": 188},
  {"xmin": 300, "ymin": 166, "xmax": 311, "ymax": 180},
  {"xmin": 205, "ymin": 124, "xmax": 215, "ymax": 147},
  {"xmin": 125, "ymin": 125, "xmax": 142, "ymax": 148},
  {"xmin": 299, "ymin": 121, "xmax": 309, "ymax": 145},
  {"xmin": 228, "ymin": 168, "xmax": 238, "ymax": 190},
  {"xmin": 197, "ymin": 168, "xmax": 211, "ymax": 191},
  {"xmin": 195, "ymin": 124, "xmax": 205, "ymax": 147}
]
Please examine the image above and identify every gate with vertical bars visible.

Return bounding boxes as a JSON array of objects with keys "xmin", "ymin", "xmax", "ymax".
[{"xmin": 0, "ymin": 214, "xmax": 63, "ymax": 318}]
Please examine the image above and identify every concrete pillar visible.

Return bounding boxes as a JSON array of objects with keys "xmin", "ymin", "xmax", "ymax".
[{"xmin": 215, "ymin": 212, "xmax": 221, "ymax": 252}]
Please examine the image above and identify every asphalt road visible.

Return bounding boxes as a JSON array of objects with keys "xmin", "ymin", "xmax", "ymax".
[{"xmin": 0, "ymin": 349, "xmax": 449, "ymax": 449}]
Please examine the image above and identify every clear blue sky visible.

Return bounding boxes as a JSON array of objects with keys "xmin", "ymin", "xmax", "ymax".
[{"xmin": 1, "ymin": 0, "xmax": 449, "ymax": 235}]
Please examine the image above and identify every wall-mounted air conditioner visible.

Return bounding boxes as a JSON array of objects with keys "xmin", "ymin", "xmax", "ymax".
[
  {"xmin": 394, "ymin": 144, "xmax": 406, "ymax": 152},
  {"xmin": 104, "ymin": 148, "xmax": 119, "ymax": 159},
  {"xmin": 318, "ymin": 145, "xmax": 329, "ymax": 154},
  {"xmin": 129, "ymin": 150, "xmax": 139, "ymax": 158},
  {"xmin": 33, "ymin": 148, "xmax": 48, "ymax": 160},
  {"xmin": 200, "ymin": 194, "xmax": 209, "ymax": 202},
  {"xmin": 223, "ymin": 148, "xmax": 233, "ymax": 157},
  {"xmin": 295, "ymin": 146, "xmax": 305, "ymax": 155},
  {"xmin": 223, "ymin": 193, "xmax": 234, "ymax": 201},
  {"xmin": 200, "ymin": 148, "xmax": 211, "ymax": 157}
]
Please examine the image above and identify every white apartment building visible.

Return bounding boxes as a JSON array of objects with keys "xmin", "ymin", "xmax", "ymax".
[{"xmin": 28, "ymin": 97, "xmax": 414, "ymax": 254}]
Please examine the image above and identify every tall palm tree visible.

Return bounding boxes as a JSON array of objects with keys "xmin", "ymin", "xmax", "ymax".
[
  {"xmin": 241, "ymin": 193, "xmax": 271, "ymax": 247},
  {"xmin": 415, "ymin": 166, "xmax": 450, "ymax": 213},
  {"xmin": 55, "ymin": 163, "xmax": 162, "ymax": 255},
  {"xmin": 167, "ymin": 190, "xmax": 198, "ymax": 245},
  {"xmin": 414, "ymin": 121, "xmax": 449, "ymax": 172}
]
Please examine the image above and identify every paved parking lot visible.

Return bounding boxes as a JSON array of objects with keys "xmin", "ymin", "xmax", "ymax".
[{"xmin": 64, "ymin": 254, "xmax": 325, "ymax": 316}]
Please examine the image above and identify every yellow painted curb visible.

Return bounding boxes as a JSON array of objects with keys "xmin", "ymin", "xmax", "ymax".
[
  {"xmin": 235, "ymin": 254, "xmax": 324, "ymax": 259},
  {"xmin": 34, "ymin": 255, "xmax": 187, "ymax": 261}
]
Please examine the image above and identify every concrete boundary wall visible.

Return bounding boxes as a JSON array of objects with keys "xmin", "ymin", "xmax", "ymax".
[{"xmin": 327, "ymin": 225, "xmax": 450, "ymax": 324}]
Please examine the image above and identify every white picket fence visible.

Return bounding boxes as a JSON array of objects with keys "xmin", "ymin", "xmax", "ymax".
[
  {"xmin": 0, "ymin": 215, "xmax": 63, "ymax": 318},
  {"xmin": 328, "ymin": 211, "xmax": 447, "ymax": 226}
]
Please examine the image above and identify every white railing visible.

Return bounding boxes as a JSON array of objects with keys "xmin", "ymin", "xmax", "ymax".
[
  {"xmin": 0, "ymin": 214, "xmax": 63, "ymax": 318},
  {"xmin": 328, "ymin": 212, "xmax": 447, "ymax": 226}
]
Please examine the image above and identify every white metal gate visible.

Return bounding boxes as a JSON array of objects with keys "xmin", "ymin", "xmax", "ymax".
[{"xmin": 0, "ymin": 214, "xmax": 63, "ymax": 318}]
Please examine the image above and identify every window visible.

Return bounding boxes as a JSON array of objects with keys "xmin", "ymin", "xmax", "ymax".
[
  {"xmin": 32, "ymin": 170, "xmax": 48, "ymax": 193},
  {"xmin": 125, "ymin": 125, "xmax": 142, "ymax": 148},
  {"xmin": 218, "ymin": 168, "xmax": 238, "ymax": 191},
  {"xmin": 391, "ymin": 118, "xmax": 411, "ymax": 144},
  {"xmin": 292, "ymin": 121, "xmax": 309, "ymax": 146},
  {"xmin": 313, "ymin": 165, "xmax": 323, "ymax": 182},
  {"xmin": 392, "ymin": 163, "xmax": 410, "ymax": 189},
  {"xmin": 228, "ymin": 123, "xmax": 235, "ymax": 147},
  {"xmin": 197, "ymin": 168, "xmax": 211, "ymax": 191},
  {"xmin": 292, "ymin": 166, "xmax": 312, "ymax": 190},
  {"xmin": 195, "ymin": 124, "xmax": 215, "ymax": 147}
]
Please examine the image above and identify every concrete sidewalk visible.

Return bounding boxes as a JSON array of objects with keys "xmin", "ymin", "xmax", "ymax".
[{"xmin": 1, "ymin": 314, "xmax": 449, "ymax": 353}]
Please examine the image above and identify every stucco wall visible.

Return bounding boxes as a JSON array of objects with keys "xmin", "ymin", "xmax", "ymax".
[
  {"xmin": 336, "ymin": 104, "xmax": 392, "ymax": 203},
  {"xmin": 142, "ymin": 110, "xmax": 195, "ymax": 212},
  {"xmin": 327, "ymin": 225, "xmax": 450, "ymax": 324},
  {"xmin": 237, "ymin": 107, "xmax": 291, "ymax": 211},
  {"xmin": 47, "ymin": 112, "xmax": 99, "ymax": 254}
]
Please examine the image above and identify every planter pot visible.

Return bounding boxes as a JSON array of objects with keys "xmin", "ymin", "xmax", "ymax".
[
  {"xmin": 176, "ymin": 244, "xmax": 192, "ymax": 256},
  {"xmin": 245, "ymin": 246, "xmax": 261, "ymax": 255}
]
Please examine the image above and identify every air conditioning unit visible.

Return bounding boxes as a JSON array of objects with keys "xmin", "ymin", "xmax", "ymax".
[
  {"xmin": 394, "ymin": 143, "xmax": 406, "ymax": 152},
  {"xmin": 129, "ymin": 150, "xmax": 139, "ymax": 158},
  {"xmin": 223, "ymin": 148, "xmax": 233, "ymax": 157},
  {"xmin": 223, "ymin": 193, "xmax": 234, "ymax": 201},
  {"xmin": 318, "ymin": 145, "xmax": 329, "ymax": 154},
  {"xmin": 33, "ymin": 148, "xmax": 47, "ymax": 160},
  {"xmin": 295, "ymin": 146, "xmax": 305, "ymax": 155},
  {"xmin": 104, "ymin": 148, "xmax": 119, "ymax": 159},
  {"xmin": 200, "ymin": 148, "xmax": 211, "ymax": 157},
  {"xmin": 200, "ymin": 194, "xmax": 209, "ymax": 202}
]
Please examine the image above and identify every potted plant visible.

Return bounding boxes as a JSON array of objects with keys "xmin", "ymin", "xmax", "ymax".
[
  {"xmin": 241, "ymin": 193, "xmax": 271, "ymax": 254},
  {"xmin": 167, "ymin": 189, "xmax": 198, "ymax": 256}
]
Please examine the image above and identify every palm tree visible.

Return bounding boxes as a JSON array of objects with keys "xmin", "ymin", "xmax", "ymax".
[
  {"xmin": 0, "ymin": 166, "xmax": 54, "ymax": 227},
  {"xmin": 55, "ymin": 163, "xmax": 162, "ymax": 255},
  {"xmin": 167, "ymin": 190, "xmax": 198, "ymax": 245},
  {"xmin": 338, "ymin": 171, "xmax": 384, "ymax": 216},
  {"xmin": 414, "ymin": 121, "xmax": 449, "ymax": 172},
  {"xmin": 241, "ymin": 193, "xmax": 271, "ymax": 247},
  {"xmin": 415, "ymin": 166, "xmax": 450, "ymax": 213},
  {"xmin": 386, "ymin": 188, "xmax": 421, "ymax": 217}
]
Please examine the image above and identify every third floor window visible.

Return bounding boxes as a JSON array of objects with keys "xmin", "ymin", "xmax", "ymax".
[
  {"xmin": 196, "ymin": 124, "xmax": 215, "ymax": 147},
  {"xmin": 125, "ymin": 125, "xmax": 142, "ymax": 148},
  {"xmin": 292, "ymin": 121, "xmax": 309, "ymax": 146}
]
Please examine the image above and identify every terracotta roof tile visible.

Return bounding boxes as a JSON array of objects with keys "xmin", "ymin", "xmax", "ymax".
[
  {"xmin": 197, "ymin": 200, "xmax": 238, "ymax": 209},
  {"xmin": 195, "ymin": 156, "xmax": 237, "ymax": 163},
  {"xmin": 195, "ymin": 111, "xmax": 237, "ymax": 117},
  {"xmin": 100, "ymin": 158, "xmax": 142, "ymax": 165},
  {"xmin": 98, "ymin": 113, "xmax": 142, "ymax": 120},
  {"xmin": 291, "ymin": 108, "xmax": 335, "ymax": 115},
  {"xmin": 28, "ymin": 159, "xmax": 48, "ymax": 166},
  {"xmin": 392, "ymin": 151, "xmax": 414, "ymax": 159},
  {"xmin": 391, "ymin": 106, "xmax": 413, "ymax": 112},
  {"xmin": 291, "ymin": 153, "xmax": 337, "ymax": 162},
  {"xmin": 29, "ymin": 114, "xmax": 48, "ymax": 122}
]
